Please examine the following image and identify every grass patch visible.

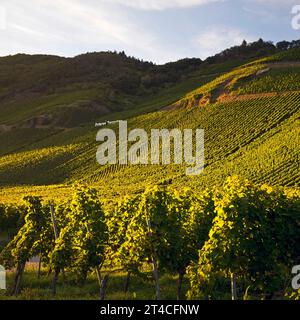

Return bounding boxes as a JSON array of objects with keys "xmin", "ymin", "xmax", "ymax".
[{"xmin": 0, "ymin": 265, "xmax": 188, "ymax": 300}]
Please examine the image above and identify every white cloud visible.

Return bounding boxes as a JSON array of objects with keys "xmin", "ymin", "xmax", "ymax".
[
  {"xmin": 194, "ymin": 27, "xmax": 256, "ymax": 59},
  {"xmin": 0, "ymin": 0, "xmax": 177, "ymax": 63},
  {"xmin": 0, "ymin": 0, "xmax": 290, "ymax": 64},
  {"xmin": 102, "ymin": 0, "xmax": 222, "ymax": 11}
]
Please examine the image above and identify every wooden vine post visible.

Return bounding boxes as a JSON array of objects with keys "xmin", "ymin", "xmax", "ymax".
[
  {"xmin": 84, "ymin": 222, "xmax": 108, "ymax": 300},
  {"xmin": 12, "ymin": 262, "xmax": 26, "ymax": 296},
  {"xmin": 124, "ymin": 272, "xmax": 131, "ymax": 295},
  {"xmin": 146, "ymin": 217, "xmax": 161, "ymax": 300},
  {"xmin": 50, "ymin": 202, "xmax": 64, "ymax": 294},
  {"xmin": 37, "ymin": 251, "xmax": 42, "ymax": 279},
  {"xmin": 231, "ymin": 272, "xmax": 237, "ymax": 300}
]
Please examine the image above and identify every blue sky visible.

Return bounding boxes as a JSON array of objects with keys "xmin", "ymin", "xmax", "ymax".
[{"xmin": 0, "ymin": 0, "xmax": 299, "ymax": 64}]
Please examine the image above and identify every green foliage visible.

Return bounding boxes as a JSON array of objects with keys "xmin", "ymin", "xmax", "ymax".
[
  {"xmin": 113, "ymin": 185, "xmax": 215, "ymax": 281},
  {"xmin": 187, "ymin": 177, "xmax": 300, "ymax": 299},
  {"xmin": 234, "ymin": 67, "xmax": 300, "ymax": 94},
  {"xmin": 286, "ymin": 289, "xmax": 300, "ymax": 300},
  {"xmin": 1, "ymin": 50, "xmax": 300, "ymax": 201},
  {"xmin": 0, "ymin": 196, "xmax": 51, "ymax": 269},
  {"xmin": 108, "ymin": 184, "xmax": 215, "ymax": 294},
  {"xmin": 106, "ymin": 195, "xmax": 140, "ymax": 272},
  {"xmin": 118, "ymin": 185, "xmax": 175, "ymax": 271},
  {"xmin": 0, "ymin": 179, "xmax": 299, "ymax": 299},
  {"xmin": 1, "ymin": 44, "xmax": 300, "ymax": 300},
  {"xmin": 50, "ymin": 185, "xmax": 107, "ymax": 281},
  {"xmin": 0, "ymin": 204, "xmax": 25, "ymax": 249}
]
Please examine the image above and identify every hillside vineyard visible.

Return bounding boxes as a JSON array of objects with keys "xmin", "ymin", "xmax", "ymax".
[{"xmin": 0, "ymin": 43, "xmax": 300, "ymax": 300}]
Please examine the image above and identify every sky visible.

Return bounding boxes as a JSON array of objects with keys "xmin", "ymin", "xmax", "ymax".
[{"xmin": 0, "ymin": 0, "xmax": 299, "ymax": 64}]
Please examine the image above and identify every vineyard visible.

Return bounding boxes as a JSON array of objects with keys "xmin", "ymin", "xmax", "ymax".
[
  {"xmin": 0, "ymin": 177, "xmax": 299, "ymax": 300},
  {"xmin": 1, "ymin": 89, "xmax": 299, "ymax": 202},
  {"xmin": 1, "ymin": 47, "xmax": 300, "ymax": 300},
  {"xmin": 234, "ymin": 67, "xmax": 300, "ymax": 94}
]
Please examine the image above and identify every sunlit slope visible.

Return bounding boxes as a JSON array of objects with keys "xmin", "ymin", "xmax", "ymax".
[
  {"xmin": 0, "ymin": 50, "xmax": 300, "ymax": 202},
  {"xmin": 94, "ymin": 92, "xmax": 300, "ymax": 193},
  {"xmin": 0, "ymin": 91, "xmax": 299, "ymax": 199},
  {"xmin": 178, "ymin": 48, "xmax": 300, "ymax": 108}
]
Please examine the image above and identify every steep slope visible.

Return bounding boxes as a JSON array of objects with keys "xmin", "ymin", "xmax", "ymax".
[{"xmin": 177, "ymin": 47, "xmax": 300, "ymax": 107}]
